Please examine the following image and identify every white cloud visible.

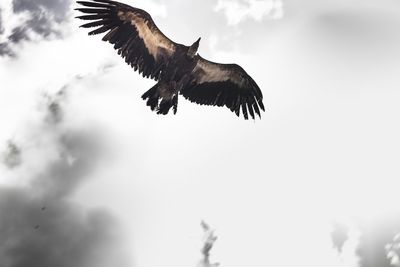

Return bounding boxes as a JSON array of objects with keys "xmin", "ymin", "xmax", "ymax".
[{"xmin": 215, "ymin": 0, "xmax": 283, "ymax": 25}]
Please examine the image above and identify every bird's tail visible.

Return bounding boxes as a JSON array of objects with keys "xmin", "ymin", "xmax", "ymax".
[{"xmin": 141, "ymin": 82, "xmax": 178, "ymax": 115}]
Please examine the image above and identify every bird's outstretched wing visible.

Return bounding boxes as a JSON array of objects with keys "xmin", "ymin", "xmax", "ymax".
[
  {"xmin": 181, "ymin": 55, "xmax": 265, "ymax": 120},
  {"xmin": 76, "ymin": 0, "xmax": 187, "ymax": 80}
]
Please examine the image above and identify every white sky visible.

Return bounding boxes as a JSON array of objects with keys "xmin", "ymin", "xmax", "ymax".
[{"xmin": 1, "ymin": 0, "xmax": 400, "ymax": 267}]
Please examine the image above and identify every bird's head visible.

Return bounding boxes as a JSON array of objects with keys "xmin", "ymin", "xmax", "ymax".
[{"xmin": 187, "ymin": 37, "xmax": 201, "ymax": 58}]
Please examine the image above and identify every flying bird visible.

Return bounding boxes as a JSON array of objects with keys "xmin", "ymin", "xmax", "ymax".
[{"xmin": 76, "ymin": 0, "xmax": 265, "ymax": 119}]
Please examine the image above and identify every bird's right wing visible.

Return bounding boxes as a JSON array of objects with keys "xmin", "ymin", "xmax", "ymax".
[
  {"xmin": 181, "ymin": 55, "xmax": 265, "ymax": 120},
  {"xmin": 76, "ymin": 0, "xmax": 187, "ymax": 80}
]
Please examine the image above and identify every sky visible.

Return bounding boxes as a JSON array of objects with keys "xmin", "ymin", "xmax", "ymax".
[{"xmin": 1, "ymin": 0, "xmax": 400, "ymax": 267}]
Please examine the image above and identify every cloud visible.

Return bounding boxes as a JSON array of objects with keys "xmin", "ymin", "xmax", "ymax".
[
  {"xmin": 0, "ymin": 8, "xmax": 14, "ymax": 56},
  {"xmin": 311, "ymin": 6, "xmax": 400, "ymax": 48},
  {"xmin": 0, "ymin": 8, "xmax": 3, "ymax": 34},
  {"xmin": 0, "ymin": 0, "xmax": 73, "ymax": 57},
  {"xmin": 215, "ymin": 0, "xmax": 283, "ymax": 25},
  {"xmin": 7, "ymin": 26, "xmax": 29, "ymax": 44},
  {"xmin": 0, "ymin": 88, "xmax": 129, "ymax": 267},
  {"xmin": 294, "ymin": 3, "xmax": 400, "ymax": 68},
  {"xmin": 1, "ymin": 141, "xmax": 22, "ymax": 169},
  {"xmin": 386, "ymin": 233, "xmax": 400, "ymax": 267},
  {"xmin": 12, "ymin": 0, "xmax": 71, "ymax": 22},
  {"xmin": 11, "ymin": 0, "xmax": 71, "ymax": 39},
  {"xmin": 0, "ymin": 44, "xmax": 13, "ymax": 56},
  {"xmin": 42, "ymin": 86, "xmax": 67, "ymax": 125},
  {"xmin": 331, "ymin": 222, "xmax": 349, "ymax": 253},
  {"xmin": 0, "ymin": 188, "xmax": 124, "ymax": 267},
  {"xmin": 356, "ymin": 215, "xmax": 400, "ymax": 267}
]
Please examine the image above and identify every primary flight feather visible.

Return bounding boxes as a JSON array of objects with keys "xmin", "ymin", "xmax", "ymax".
[{"xmin": 76, "ymin": 0, "xmax": 265, "ymax": 119}]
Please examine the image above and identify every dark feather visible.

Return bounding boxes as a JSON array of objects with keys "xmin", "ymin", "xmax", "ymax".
[
  {"xmin": 242, "ymin": 103, "xmax": 249, "ymax": 120},
  {"xmin": 75, "ymin": 14, "xmax": 108, "ymax": 20},
  {"xmin": 92, "ymin": 0, "xmax": 121, "ymax": 4},
  {"xmin": 253, "ymin": 102, "xmax": 261, "ymax": 118},
  {"xmin": 76, "ymin": 0, "xmax": 186, "ymax": 82},
  {"xmin": 75, "ymin": 8, "xmax": 110, "ymax": 14},
  {"xmin": 76, "ymin": 1, "xmax": 112, "ymax": 8},
  {"xmin": 101, "ymin": 26, "xmax": 118, "ymax": 40},
  {"xmin": 80, "ymin": 19, "xmax": 110, "ymax": 28},
  {"xmin": 89, "ymin": 23, "xmax": 116, "ymax": 35},
  {"xmin": 181, "ymin": 55, "xmax": 264, "ymax": 120},
  {"xmin": 247, "ymin": 102, "xmax": 255, "ymax": 120}
]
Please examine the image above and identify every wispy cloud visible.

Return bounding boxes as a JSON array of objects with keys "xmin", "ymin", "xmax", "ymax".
[{"xmin": 0, "ymin": 0, "xmax": 73, "ymax": 57}]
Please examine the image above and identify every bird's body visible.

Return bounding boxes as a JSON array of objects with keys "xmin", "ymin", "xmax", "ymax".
[
  {"xmin": 144, "ymin": 41, "xmax": 200, "ymax": 114},
  {"xmin": 76, "ymin": 0, "xmax": 265, "ymax": 119}
]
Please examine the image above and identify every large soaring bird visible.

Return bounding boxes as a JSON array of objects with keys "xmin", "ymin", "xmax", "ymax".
[{"xmin": 76, "ymin": 0, "xmax": 265, "ymax": 119}]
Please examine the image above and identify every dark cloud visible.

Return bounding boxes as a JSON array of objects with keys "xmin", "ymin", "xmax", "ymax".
[
  {"xmin": 356, "ymin": 214, "xmax": 400, "ymax": 267},
  {"xmin": 331, "ymin": 222, "xmax": 349, "ymax": 253},
  {"xmin": 0, "ymin": 89, "xmax": 129, "ymax": 267},
  {"xmin": 0, "ymin": 0, "xmax": 72, "ymax": 57},
  {"xmin": 0, "ymin": 42, "xmax": 14, "ymax": 57},
  {"xmin": 7, "ymin": 13, "xmax": 62, "ymax": 43},
  {"xmin": 0, "ymin": 188, "xmax": 123, "ymax": 267},
  {"xmin": 12, "ymin": 0, "xmax": 71, "ymax": 23},
  {"xmin": 8, "ymin": 26, "xmax": 29, "ymax": 44}
]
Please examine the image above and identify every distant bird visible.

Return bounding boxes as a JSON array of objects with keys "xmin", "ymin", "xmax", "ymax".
[
  {"xmin": 34, "ymin": 225, "xmax": 40, "ymax": 230},
  {"xmin": 76, "ymin": 0, "xmax": 265, "ymax": 119},
  {"xmin": 41, "ymin": 206, "xmax": 46, "ymax": 211}
]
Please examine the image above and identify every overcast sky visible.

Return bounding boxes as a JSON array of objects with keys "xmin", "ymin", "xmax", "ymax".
[{"xmin": 1, "ymin": 0, "xmax": 400, "ymax": 267}]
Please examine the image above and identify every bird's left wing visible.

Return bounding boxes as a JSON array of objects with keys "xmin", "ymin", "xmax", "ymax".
[
  {"xmin": 181, "ymin": 55, "xmax": 265, "ymax": 120},
  {"xmin": 76, "ymin": 0, "xmax": 187, "ymax": 80}
]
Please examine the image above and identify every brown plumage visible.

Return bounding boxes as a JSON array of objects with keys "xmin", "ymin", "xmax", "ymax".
[{"xmin": 76, "ymin": 0, "xmax": 265, "ymax": 119}]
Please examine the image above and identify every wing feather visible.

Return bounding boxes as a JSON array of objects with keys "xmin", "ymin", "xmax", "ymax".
[
  {"xmin": 181, "ymin": 55, "xmax": 265, "ymax": 120},
  {"xmin": 76, "ymin": 0, "xmax": 187, "ymax": 80},
  {"xmin": 77, "ymin": 1, "xmax": 111, "ymax": 8},
  {"xmin": 76, "ymin": 14, "xmax": 108, "ymax": 20}
]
